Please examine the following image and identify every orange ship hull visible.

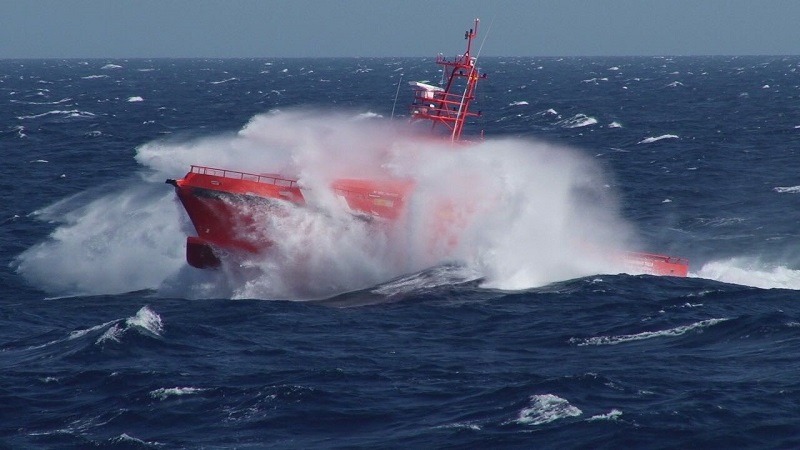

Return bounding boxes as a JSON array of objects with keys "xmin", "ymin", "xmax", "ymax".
[
  {"xmin": 167, "ymin": 167, "xmax": 304, "ymax": 268},
  {"xmin": 620, "ymin": 252, "xmax": 689, "ymax": 277},
  {"xmin": 167, "ymin": 165, "xmax": 415, "ymax": 269},
  {"xmin": 167, "ymin": 165, "xmax": 689, "ymax": 277}
]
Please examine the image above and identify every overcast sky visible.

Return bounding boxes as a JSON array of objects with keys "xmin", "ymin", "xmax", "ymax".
[{"xmin": 2, "ymin": 0, "xmax": 800, "ymax": 58}]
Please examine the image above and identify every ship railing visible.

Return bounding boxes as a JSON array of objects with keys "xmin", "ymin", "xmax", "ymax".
[
  {"xmin": 411, "ymin": 89, "xmax": 478, "ymax": 117},
  {"xmin": 625, "ymin": 251, "xmax": 689, "ymax": 266},
  {"xmin": 190, "ymin": 165, "xmax": 298, "ymax": 187},
  {"xmin": 332, "ymin": 188, "xmax": 398, "ymax": 201}
]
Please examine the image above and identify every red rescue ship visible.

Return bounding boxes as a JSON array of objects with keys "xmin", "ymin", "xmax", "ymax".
[{"xmin": 166, "ymin": 19, "xmax": 689, "ymax": 278}]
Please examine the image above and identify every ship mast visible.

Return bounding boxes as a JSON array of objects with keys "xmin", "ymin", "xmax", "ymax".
[{"xmin": 409, "ymin": 18, "xmax": 485, "ymax": 141}]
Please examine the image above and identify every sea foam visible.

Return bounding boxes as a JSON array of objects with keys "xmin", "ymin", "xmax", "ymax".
[
  {"xmin": 18, "ymin": 109, "xmax": 643, "ymax": 299},
  {"xmin": 513, "ymin": 394, "xmax": 583, "ymax": 425}
]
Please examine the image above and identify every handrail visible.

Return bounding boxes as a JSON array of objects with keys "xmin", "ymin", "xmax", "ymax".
[
  {"xmin": 190, "ymin": 165, "xmax": 298, "ymax": 187},
  {"xmin": 625, "ymin": 251, "xmax": 689, "ymax": 265}
]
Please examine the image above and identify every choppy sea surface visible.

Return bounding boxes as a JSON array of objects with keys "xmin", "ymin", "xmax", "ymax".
[{"xmin": 3, "ymin": 56, "xmax": 800, "ymax": 448}]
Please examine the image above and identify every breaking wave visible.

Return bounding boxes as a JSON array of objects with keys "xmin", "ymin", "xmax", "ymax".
[
  {"xmin": 18, "ymin": 109, "xmax": 644, "ymax": 299},
  {"xmin": 638, "ymin": 134, "xmax": 679, "ymax": 144},
  {"xmin": 695, "ymin": 257, "xmax": 800, "ymax": 290},
  {"xmin": 570, "ymin": 318, "xmax": 729, "ymax": 346},
  {"xmin": 512, "ymin": 394, "xmax": 583, "ymax": 425}
]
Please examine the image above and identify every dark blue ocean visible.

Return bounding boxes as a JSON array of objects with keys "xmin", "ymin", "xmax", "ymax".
[{"xmin": 3, "ymin": 56, "xmax": 800, "ymax": 449}]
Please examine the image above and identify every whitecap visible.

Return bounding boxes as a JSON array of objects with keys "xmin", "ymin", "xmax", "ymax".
[
  {"xmin": 10, "ymin": 97, "xmax": 72, "ymax": 105},
  {"xmin": 96, "ymin": 323, "xmax": 124, "ymax": 344},
  {"xmin": 608, "ymin": 121, "xmax": 622, "ymax": 128},
  {"xmin": 210, "ymin": 78, "xmax": 237, "ymax": 85},
  {"xmin": 558, "ymin": 114, "xmax": 597, "ymax": 129},
  {"xmin": 774, "ymin": 186, "xmax": 800, "ymax": 194},
  {"xmin": 435, "ymin": 422, "xmax": 481, "ymax": 431},
  {"xmin": 513, "ymin": 394, "xmax": 582, "ymax": 425},
  {"xmin": 637, "ymin": 134, "xmax": 678, "ymax": 144},
  {"xmin": 666, "ymin": 81, "xmax": 684, "ymax": 87},
  {"xmin": 353, "ymin": 111, "xmax": 383, "ymax": 120},
  {"xmin": 68, "ymin": 320, "xmax": 118, "ymax": 340},
  {"xmin": 696, "ymin": 258, "xmax": 800, "ymax": 290},
  {"xmin": 17, "ymin": 109, "xmax": 95, "ymax": 120},
  {"xmin": 127, "ymin": 96, "xmax": 144, "ymax": 102},
  {"xmin": 150, "ymin": 386, "xmax": 207, "ymax": 400},
  {"xmin": 101, "ymin": 64, "xmax": 122, "ymax": 70},
  {"xmin": 82, "ymin": 74, "xmax": 108, "ymax": 80},
  {"xmin": 30, "ymin": 159, "xmax": 48, "ymax": 163},
  {"xmin": 126, "ymin": 305, "xmax": 164, "ymax": 337},
  {"xmin": 86, "ymin": 307, "xmax": 164, "ymax": 343},
  {"xmin": 509, "ymin": 100, "xmax": 529, "ymax": 106},
  {"xmin": 588, "ymin": 409, "xmax": 622, "ymax": 421},
  {"xmin": 693, "ymin": 217, "xmax": 745, "ymax": 227},
  {"xmin": 542, "ymin": 108, "xmax": 559, "ymax": 116},
  {"xmin": 569, "ymin": 318, "xmax": 729, "ymax": 346},
  {"xmin": 66, "ymin": 111, "xmax": 94, "ymax": 118},
  {"xmin": 110, "ymin": 434, "xmax": 160, "ymax": 446}
]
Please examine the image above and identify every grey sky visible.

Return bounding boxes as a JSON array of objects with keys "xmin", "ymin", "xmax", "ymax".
[{"xmin": 2, "ymin": 0, "xmax": 799, "ymax": 58}]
